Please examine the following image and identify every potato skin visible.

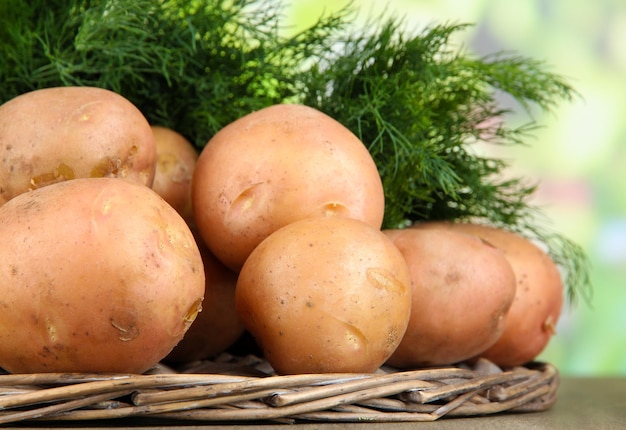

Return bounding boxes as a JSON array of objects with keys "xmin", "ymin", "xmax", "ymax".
[
  {"xmin": 383, "ymin": 228, "xmax": 516, "ymax": 368},
  {"xmin": 0, "ymin": 177, "xmax": 204, "ymax": 373},
  {"xmin": 192, "ymin": 103, "xmax": 385, "ymax": 272},
  {"xmin": 151, "ymin": 126, "xmax": 198, "ymax": 222},
  {"xmin": 415, "ymin": 221, "xmax": 564, "ymax": 367},
  {"xmin": 165, "ymin": 232, "xmax": 245, "ymax": 364},
  {"xmin": 235, "ymin": 216, "xmax": 411, "ymax": 375},
  {"xmin": 0, "ymin": 86, "xmax": 156, "ymax": 206}
]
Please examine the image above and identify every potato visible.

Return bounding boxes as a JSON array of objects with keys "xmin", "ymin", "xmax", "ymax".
[
  {"xmin": 383, "ymin": 228, "xmax": 516, "ymax": 368},
  {"xmin": 165, "ymin": 232, "xmax": 245, "ymax": 364},
  {"xmin": 235, "ymin": 216, "xmax": 411, "ymax": 375},
  {"xmin": 415, "ymin": 221, "xmax": 564, "ymax": 367},
  {"xmin": 151, "ymin": 125, "xmax": 198, "ymax": 222},
  {"xmin": 192, "ymin": 103, "xmax": 385, "ymax": 271},
  {"xmin": 0, "ymin": 86, "xmax": 156, "ymax": 206},
  {"xmin": 0, "ymin": 177, "xmax": 204, "ymax": 373}
]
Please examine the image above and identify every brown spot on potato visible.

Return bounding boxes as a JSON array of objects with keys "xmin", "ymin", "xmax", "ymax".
[
  {"xmin": 55, "ymin": 162, "xmax": 75, "ymax": 180},
  {"xmin": 90, "ymin": 157, "xmax": 122, "ymax": 178},
  {"xmin": 387, "ymin": 326, "xmax": 400, "ymax": 349},
  {"xmin": 319, "ymin": 201, "xmax": 348, "ymax": 217},
  {"xmin": 183, "ymin": 298, "xmax": 203, "ymax": 326},
  {"xmin": 40, "ymin": 346, "xmax": 58, "ymax": 360},
  {"xmin": 45, "ymin": 318, "xmax": 57, "ymax": 343},
  {"xmin": 542, "ymin": 315, "xmax": 557, "ymax": 335},
  {"xmin": 366, "ymin": 267, "xmax": 406, "ymax": 294},
  {"xmin": 157, "ymin": 152, "xmax": 192, "ymax": 184},
  {"xmin": 110, "ymin": 319, "xmax": 140, "ymax": 342},
  {"xmin": 228, "ymin": 182, "xmax": 265, "ymax": 215},
  {"xmin": 341, "ymin": 321, "xmax": 368, "ymax": 350},
  {"xmin": 28, "ymin": 162, "xmax": 76, "ymax": 189},
  {"xmin": 444, "ymin": 270, "xmax": 461, "ymax": 285}
]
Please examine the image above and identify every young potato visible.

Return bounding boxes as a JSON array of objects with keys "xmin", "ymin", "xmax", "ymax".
[
  {"xmin": 165, "ymin": 232, "xmax": 245, "ymax": 364},
  {"xmin": 0, "ymin": 177, "xmax": 204, "ymax": 373},
  {"xmin": 192, "ymin": 103, "xmax": 385, "ymax": 272},
  {"xmin": 0, "ymin": 86, "xmax": 156, "ymax": 206},
  {"xmin": 383, "ymin": 228, "xmax": 516, "ymax": 368},
  {"xmin": 151, "ymin": 125, "xmax": 198, "ymax": 222},
  {"xmin": 415, "ymin": 221, "xmax": 564, "ymax": 367},
  {"xmin": 235, "ymin": 216, "xmax": 412, "ymax": 375}
]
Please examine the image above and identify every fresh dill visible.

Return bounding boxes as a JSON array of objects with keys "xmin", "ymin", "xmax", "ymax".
[
  {"xmin": 0, "ymin": 0, "xmax": 591, "ymax": 303},
  {"xmin": 299, "ymin": 19, "xmax": 591, "ymax": 304}
]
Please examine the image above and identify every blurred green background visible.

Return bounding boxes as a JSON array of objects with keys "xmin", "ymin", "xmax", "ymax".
[{"xmin": 284, "ymin": 0, "xmax": 626, "ymax": 376}]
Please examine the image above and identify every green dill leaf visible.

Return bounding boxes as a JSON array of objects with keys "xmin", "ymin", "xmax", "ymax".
[
  {"xmin": 297, "ymin": 17, "xmax": 591, "ymax": 303},
  {"xmin": 0, "ymin": 1, "xmax": 591, "ymax": 303},
  {"xmin": 0, "ymin": 0, "xmax": 343, "ymax": 146}
]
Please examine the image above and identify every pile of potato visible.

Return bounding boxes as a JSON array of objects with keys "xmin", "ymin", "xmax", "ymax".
[{"xmin": 0, "ymin": 86, "xmax": 563, "ymax": 375}]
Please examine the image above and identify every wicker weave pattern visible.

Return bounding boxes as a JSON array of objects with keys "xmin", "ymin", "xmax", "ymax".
[{"xmin": 0, "ymin": 356, "xmax": 558, "ymax": 425}]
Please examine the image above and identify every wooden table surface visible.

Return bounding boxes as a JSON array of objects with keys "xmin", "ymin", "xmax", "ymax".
[{"xmin": 6, "ymin": 377, "xmax": 625, "ymax": 429}]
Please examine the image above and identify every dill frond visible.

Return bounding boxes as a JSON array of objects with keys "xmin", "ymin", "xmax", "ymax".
[
  {"xmin": 0, "ymin": 1, "xmax": 591, "ymax": 303},
  {"xmin": 298, "ymin": 18, "xmax": 589, "ymax": 303}
]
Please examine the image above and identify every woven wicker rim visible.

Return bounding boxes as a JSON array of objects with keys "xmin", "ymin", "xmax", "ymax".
[{"xmin": 0, "ymin": 356, "xmax": 558, "ymax": 425}]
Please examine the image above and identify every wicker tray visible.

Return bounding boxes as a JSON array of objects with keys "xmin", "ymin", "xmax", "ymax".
[{"xmin": 0, "ymin": 354, "xmax": 558, "ymax": 425}]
